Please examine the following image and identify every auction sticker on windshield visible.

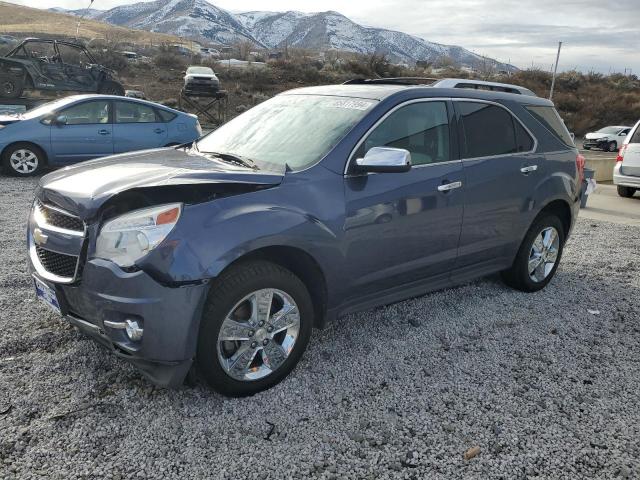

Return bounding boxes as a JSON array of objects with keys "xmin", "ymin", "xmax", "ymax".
[
  {"xmin": 34, "ymin": 276, "xmax": 61, "ymax": 314},
  {"xmin": 325, "ymin": 99, "xmax": 373, "ymax": 110}
]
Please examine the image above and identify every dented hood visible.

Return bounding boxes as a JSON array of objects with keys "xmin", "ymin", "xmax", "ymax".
[{"xmin": 38, "ymin": 147, "xmax": 285, "ymax": 219}]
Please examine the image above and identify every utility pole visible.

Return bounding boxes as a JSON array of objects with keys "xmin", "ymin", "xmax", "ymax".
[
  {"xmin": 76, "ymin": 0, "xmax": 95, "ymax": 39},
  {"xmin": 549, "ymin": 41, "xmax": 562, "ymax": 101}
]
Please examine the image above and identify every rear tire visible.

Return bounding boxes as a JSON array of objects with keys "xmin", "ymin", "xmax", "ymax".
[
  {"xmin": 1, "ymin": 76, "xmax": 24, "ymax": 99},
  {"xmin": 197, "ymin": 261, "xmax": 313, "ymax": 397},
  {"xmin": 1, "ymin": 143, "xmax": 45, "ymax": 176},
  {"xmin": 501, "ymin": 214, "xmax": 565, "ymax": 293},
  {"xmin": 98, "ymin": 80, "xmax": 125, "ymax": 96},
  {"xmin": 617, "ymin": 185, "xmax": 637, "ymax": 198}
]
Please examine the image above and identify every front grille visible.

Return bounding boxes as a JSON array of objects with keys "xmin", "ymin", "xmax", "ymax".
[
  {"xmin": 35, "ymin": 246, "xmax": 78, "ymax": 278},
  {"xmin": 36, "ymin": 201, "xmax": 84, "ymax": 232}
]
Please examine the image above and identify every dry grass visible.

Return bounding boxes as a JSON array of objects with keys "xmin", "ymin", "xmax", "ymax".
[{"xmin": 0, "ymin": 1, "xmax": 179, "ymax": 46}]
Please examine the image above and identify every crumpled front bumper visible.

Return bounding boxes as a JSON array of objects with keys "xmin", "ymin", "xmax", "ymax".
[{"xmin": 31, "ymin": 258, "xmax": 210, "ymax": 388}]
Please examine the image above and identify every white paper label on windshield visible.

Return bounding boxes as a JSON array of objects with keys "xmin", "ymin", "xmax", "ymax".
[{"xmin": 327, "ymin": 99, "xmax": 373, "ymax": 111}]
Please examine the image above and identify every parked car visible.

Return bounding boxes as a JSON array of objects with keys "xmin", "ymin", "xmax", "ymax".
[
  {"xmin": 613, "ymin": 120, "xmax": 640, "ymax": 198},
  {"xmin": 28, "ymin": 79, "xmax": 582, "ymax": 396},
  {"xmin": 183, "ymin": 66, "xmax": 220, "ymax": 96},
  {"xmin": 0, "ymin": 38, "xmax": 125, "ymax": 99},
  {"xmin": 1, "ymin": 95, "xmax": 202, "ymax": 176},
  {"xmin": 583, "ymin": 126, "xmax": 632, "ymax": 152}
]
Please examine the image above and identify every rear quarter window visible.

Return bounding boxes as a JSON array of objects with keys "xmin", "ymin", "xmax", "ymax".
[
  {"xmin": 525, "ymin": 105, "xmax": 574, "ymax": 147},
  {"xmin": 157, "ymin": 109, "xmax": 178, "ymax": 123}
]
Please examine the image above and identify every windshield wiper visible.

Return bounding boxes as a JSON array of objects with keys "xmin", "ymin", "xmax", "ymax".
[{"xmin": 201, "ymin": 151, "xmax": 259, "ymax": 170}]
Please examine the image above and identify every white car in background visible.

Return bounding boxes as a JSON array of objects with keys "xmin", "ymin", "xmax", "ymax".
[
  {"xmin": 583, "ymin": 125, "xmax": 632, "ymax": 152},
  {"xmin": 613, "ymin": 120, "xmax": 640, "ymax": 198},
  {"xmin": 183, "ymin": 66, "xmax": 220, "ymax": 96}
]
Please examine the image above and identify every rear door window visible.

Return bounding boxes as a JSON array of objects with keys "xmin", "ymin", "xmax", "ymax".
[
  {"xmin": 115, "ymin": 101, "xmax": 158, "ymax": 124},
  {"xmin": 525, "ymin": 105, "xmax": 574, "ymax": 146},
  {"xmin": 631, "ymin": 126, "xmax": 640, "ymax": 144},
  {"xmin": 458, "ymin": 102, "xmax": 522, "ymax": 158},
  {"xmin": 514, "ymin": 120, "xmax": 534, "ymax": 152}
]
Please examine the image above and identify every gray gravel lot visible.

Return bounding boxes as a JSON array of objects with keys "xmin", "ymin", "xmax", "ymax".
[{"xmin": 1, "ymin": 175, "xmax": 639, "ymax": 480}]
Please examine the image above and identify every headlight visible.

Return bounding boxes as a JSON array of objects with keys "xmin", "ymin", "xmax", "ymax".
[{"xmin": 95, "ymin": 203, "xmax": 182, "ymax": 267}]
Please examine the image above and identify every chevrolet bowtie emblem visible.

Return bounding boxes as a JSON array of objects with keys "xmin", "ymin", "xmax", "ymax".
[{"xmin": 33, "ymin": 228, "xmax": 48, "ymax": 246}]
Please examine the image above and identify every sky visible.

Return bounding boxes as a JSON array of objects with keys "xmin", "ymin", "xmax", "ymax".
[{"xmin": 9, "ymin": 0, "xmax": 640, "ymax": 73}]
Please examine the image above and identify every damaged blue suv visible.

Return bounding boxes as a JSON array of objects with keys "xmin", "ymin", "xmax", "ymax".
[{"xmin": 28, "ymin": 78, "xmax": 583, "ymax": 396}]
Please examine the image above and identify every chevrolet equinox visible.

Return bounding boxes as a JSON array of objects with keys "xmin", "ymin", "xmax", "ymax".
[{"xmin": 28, "ymin": 78, "xmax": 583, "ymax": 396}]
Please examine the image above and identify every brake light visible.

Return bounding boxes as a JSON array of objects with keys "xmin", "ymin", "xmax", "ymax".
[
  {"xmin": 576, "ymin": 153, "xmax": 585, "ymax": 182},
  {"xmin": 616, "ymin": 144, "xmax": 627, "ymax": 162}
]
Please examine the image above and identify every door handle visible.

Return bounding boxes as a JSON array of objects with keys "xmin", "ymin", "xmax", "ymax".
[
  {"xmin": 520, "ymin": 165, "xmax": 538, "ymax": 174},
  {"xmin": 437, "ymin": 181, "xmax": 463, "ymax": 192},
  {"xmin": 154, "ymin": 128, "xmax": 165, "ymax": 134},
  {"xmin": 98, "ymin": 129, "xmax": 110, "ymax": 135}
]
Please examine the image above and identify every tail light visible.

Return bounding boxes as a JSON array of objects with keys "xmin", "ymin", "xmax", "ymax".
[
  {"xmin": 616, "ymin": 144, "xmax": 627, "ymax": 162},
  {"xmin": 576, "ymin": 153, "xmax": 585, "ymax": 182}
]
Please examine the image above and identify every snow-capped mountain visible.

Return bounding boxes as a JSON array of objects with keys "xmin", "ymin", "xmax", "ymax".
[{"xmin": 56, "ymin": 0, "xmax": 515, "ymax": 70}]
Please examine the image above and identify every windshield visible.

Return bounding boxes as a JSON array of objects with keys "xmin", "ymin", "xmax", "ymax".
[
  {"xmin": 187, "ymin": 67, "xmax": 213, "ymax": 75},
  {"xmin": 197, "ymin": 94, "xmax": 376, "ymax": 171},
  {"xmin": 597, "ymin": 127, "xmax": 622, "ymax": 134}
]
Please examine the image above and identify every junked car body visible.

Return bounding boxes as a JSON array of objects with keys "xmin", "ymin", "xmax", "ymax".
[
  {"xmin": 0, "ymin": 38, "xmax": 125, "ymax": 99},
  {"xmin": 28, "ymin": 79, "xmax": 582, "ymax": 396},
  {"xmin": 583, "ymin": 125, "xmax": 631, "ymax": 152}
]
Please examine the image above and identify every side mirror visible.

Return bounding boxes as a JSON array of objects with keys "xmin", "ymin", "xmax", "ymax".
[
  {"xmin": 53, "ymin": 115, "xmax": 68, "ymax": 126},
  {"xmin": 355, "ymin": 147, "xmax": 412, "ymax": 173},
  {"xmin": 570, "ymin": 132, "xmax": 576, "ymax": 142},
  {"xmin": 620, "ymin": 132, "xmax": 627, "ymax": 137}
]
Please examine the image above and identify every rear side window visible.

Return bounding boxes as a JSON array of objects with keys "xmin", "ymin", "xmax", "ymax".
[
  {"xmin": 525, "ymin": 105, "xmax": 574, "ymax": 146},
  {"xmin": 630, "ymin": 126, "xmax": 640, "ymax": 144},
  {"xmin": 157, "ymin": 109, "xmax": 177, "ymax": 123},
  {"xmin": 458, "ymin": 102, "xmax": 523, "ymax": 158}
]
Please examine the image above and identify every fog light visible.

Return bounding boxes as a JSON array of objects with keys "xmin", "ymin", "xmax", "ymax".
[{"xmin": 125, "ymin": 319, "xmax": 143, "ymax": 341}]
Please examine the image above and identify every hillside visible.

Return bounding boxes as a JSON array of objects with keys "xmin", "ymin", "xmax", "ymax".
[
  {"xmin": 58, "ymin": 0, "xmax": 516, "ymax": 71},
  {"xmin": 0, "ymin": 1, "xmax": 180, "ymax": 45}
]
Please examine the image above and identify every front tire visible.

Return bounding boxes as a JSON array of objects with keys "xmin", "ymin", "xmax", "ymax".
[
  {"xmin": 1, "ymin": 143, "xmax": 45, "ymax": 176},
  {"xmin": 608, "ymin": 141, "xmax": 618, "ymax": 153},
  {"xmin": 197, "ymin": 261, "xmax": 313, "ymax": 397},
  {"xmin": 617, "ymin": 185, "xmax": 637, "ymax": 198},
  {"xmin": 501, "ymin": 214, "xmax": 565, "ymax": 292}
]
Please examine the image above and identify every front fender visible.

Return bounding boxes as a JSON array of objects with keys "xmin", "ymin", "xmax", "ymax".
[{"xmin": 137, "ymin": 177, "xmax": 344, "ymax": 287}]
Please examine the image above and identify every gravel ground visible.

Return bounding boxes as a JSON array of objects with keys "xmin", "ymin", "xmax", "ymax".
[{"xmin": 1, "ymin": 175, "xmax": 639, "ymax": 480}]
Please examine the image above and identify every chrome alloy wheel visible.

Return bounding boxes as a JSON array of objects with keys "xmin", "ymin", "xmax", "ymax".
[
  {"xmin": 217, "ymin": 288, "xmax": 301, "ymax": 381},
  {"xmin": 528, "ymin": 226, "xmax": 560, "ymax": 283},
  {"xmin": 9, "ymin": 149, "xmax": 39, "ymax": 174}
]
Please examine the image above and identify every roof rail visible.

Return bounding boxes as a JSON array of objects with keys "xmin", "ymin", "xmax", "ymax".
[
  {"xmin": 430, "ymin": 78, "xmax": 537, "ymax": 96},
  {"xmin": 343, "ymin": 77, "xmax": 437, "ymax": 86}
]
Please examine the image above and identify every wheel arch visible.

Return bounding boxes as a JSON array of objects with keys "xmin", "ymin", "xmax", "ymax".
[
  {"xmin": 217, "ymin": 245, "xmax": 329, "ymax": 329},
  {"xmin": 535, "ymin": 198, "xmax": 572, "ymax": 238}
]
